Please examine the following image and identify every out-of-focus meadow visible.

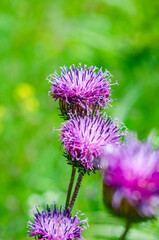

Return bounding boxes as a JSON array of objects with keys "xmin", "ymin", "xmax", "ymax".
[{"xmin": 1, "ymin": 0, "xmax": 159, "ymax": 239}]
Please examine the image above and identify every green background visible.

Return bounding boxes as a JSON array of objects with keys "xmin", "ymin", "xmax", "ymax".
[{"xmin": 1, "ymin": 0, "xmax": 159, "ymax": 239}]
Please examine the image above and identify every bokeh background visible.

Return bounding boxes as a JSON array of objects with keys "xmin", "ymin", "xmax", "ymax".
[{"xmin": 1, "ymin": 0, "xmax": 159, "ymax": 239}]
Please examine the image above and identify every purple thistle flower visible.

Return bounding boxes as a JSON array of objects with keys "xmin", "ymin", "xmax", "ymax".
[
  {"xmin": 47, "ymin": 64, "xmax": 117, "ymax": 115},
  {"xmin": 60, "ymin": 112, "xmax": 127, "ymax": 172},
  {"xmin": 101, "ymin": 134, "xmax": 159, "ymax": 220},
  {"xmin": 27, "ymin": 204, "xmax": 88, "ymax": 240}
]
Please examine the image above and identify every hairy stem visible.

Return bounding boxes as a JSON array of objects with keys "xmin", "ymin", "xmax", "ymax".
[
  {"xmin": 69, "ymin": 171, "xmax": 84, "ymax": 212},
  {"xmin": 65, "ymin": 167, "xmax": 76, "ymax": 208},
  {"xmin": 120, "ymin": 222, "xmax": 131, "ymax": 240}
]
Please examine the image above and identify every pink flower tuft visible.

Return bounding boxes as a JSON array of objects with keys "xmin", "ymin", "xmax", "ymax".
[
  {"xmin": 101, "ymin": 134, "xmax": 159, "ymax": 218},
  {"xmin": 28, "ymin": 204, "xmax": 88, "ymax": 240},
  {"xmin": 47, "ymin": 64, "xmax": 117, "ymax": 113},
  {"xmin": 60, "ymin": 112, "xmax": 127, "ymax": 171}
]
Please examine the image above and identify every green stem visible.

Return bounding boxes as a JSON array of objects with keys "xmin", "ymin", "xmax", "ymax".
[
  {"xmin": 69, "ymin": 171, "xmax": 84, "ymax": 212},
  {"xmin": 120, "ymin": 222, "xmax": 131, "ymax": 240},
  {"xmin": 65, "ymin": 167, "xmax": 76, "ymax": 208}
]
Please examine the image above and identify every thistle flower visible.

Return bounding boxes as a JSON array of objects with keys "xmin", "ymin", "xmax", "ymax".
[
  {"xmin": 101, "ymin": 134, "xmax": 159, "ymax": 221},
  {"xmin": 27, "ymin": 204, "xmax": 88, "ymax": 240},
  {"xmin": 60, "ymin": 112, "xmax": 127, "ymax": 172},
  {"xmin": 47, "ymin": 64, "xmax": 116, "ymax": 117}
]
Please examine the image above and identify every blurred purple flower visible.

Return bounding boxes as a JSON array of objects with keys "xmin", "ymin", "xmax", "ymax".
[
  {"xmin": 47, "ymin": 64, "xmax": 117, "ymax": 114},
  {"xmin": 28, "ymin": 204, "xmax": 88, "ymax": 240},
  {"xmin": 60, "ymin": 112, "xmax": 127, "ymax": 171},
  {"xmin": 102, "ymin": 134, "xmax": 159, "ymax": 219}
]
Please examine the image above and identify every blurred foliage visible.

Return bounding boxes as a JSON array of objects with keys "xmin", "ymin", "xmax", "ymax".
[{"xmin": 0, "ymin": 0, "xmax": 159, "ymax": 239}]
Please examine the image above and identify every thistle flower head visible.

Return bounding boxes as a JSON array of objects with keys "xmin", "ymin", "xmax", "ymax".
[
  {"xmin": 27, "ymin": 204, "xmax": 88, "ymax": 240},
  {"xmin": 47, "ymin": 64, "xmax": 116, "ymax": 116},
  {"xmin": 101, "ymin": 134, "xmax": 159, "ymax": 220},
  {"xmin": 60, "ymin": 112, "xmax": 127, "ymax": 172}
]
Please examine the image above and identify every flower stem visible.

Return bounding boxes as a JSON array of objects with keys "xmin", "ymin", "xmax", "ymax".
[
  {"xmin": 65, "ymin": 167, "xmax": 76, "ymax": 208},
  {"xmin": 120, "ymin": 222, "xmax": 131, "ymax": 240},
  {"xmin": 69, "ymin": 171, "xmax": 84, "ymax": 212}
]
